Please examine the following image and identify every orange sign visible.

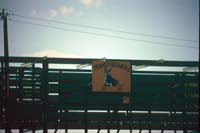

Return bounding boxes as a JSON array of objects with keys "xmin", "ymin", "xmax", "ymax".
[{"xmin": 92, "ymin": 61, "xmax": 131, "ymax": 93}]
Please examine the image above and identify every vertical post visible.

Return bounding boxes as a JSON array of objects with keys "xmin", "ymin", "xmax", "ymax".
[
  {"xmin": 148, "ymin": 111, "xmax": 151, "ymax": 133},
  {"xmin": 116, "ymin": 110, "xmax": 120, "ymax": 133},
  {"xmin": 84, "ymin": 109, "xmax": 88, "ymax": 133},
  {"xmin": 139, "ymin": 121, "xmax": 142, "ymax": 133},
  {"xmin": 19, "ymin": 128, "xmax": 23, "ymax": 133},
  {"xmin": 181, "ymin": 73, "xmax": 187, "ymax": 133},
  {"xmin": 183, "ymin": 111, "xmax": 186, "ymax": 133},
  {"xmin": 65, "ymin": 109, "xmax": 68, "ymax": 133},
  {"xmin": 127, "ymin": 110, "xmax": 132, "ymax": 133},
  {"xmin": 107, "ymin": 109, "xmax": 110, "ymax": 133},
  {"xmin": 0, "ymin": 60, "xmax": 3, "ymax": 123},
  {"xmin": 173, "ymin": 97, "xmax": 177, "ymax": 133},
  {"xmin": 84, "ymin": 86, "xmax": 88, "ymax": 133},
  {"xmin": 19, "ymin": 68, "xmax": 24, "ymax": 101},
  {"xmin": 161, "ymin": 122, "xmax": 165, "ymax": 133},
  {"xmin": 1, "ymin": 9, "xmax": 10, "ymax": 133},
  {"xmin": 18, "ymin": 68, "xmax": 24, "ymax": 132},
  {"xmin": 32, "ymin": 64, "xmax": 35, "ymax": 129},
  {"xmin": 171, "ymin": 80, "xmax": 177, "ymax": 133},
  {"xmin": 32, "ymin": 64, "xmax": 35, "ymax": 101},
  {"xmin": 170, "ymin": 111, "xmax": 176, "ymax": 133},
  {"xmin": 1, "ymin": 9, "xmax": 9, "ymax": 96},
  {"xmin": 129, "ymin": 62, "xmax": 132, "ymax": 133},
  {"xmin": 198, "ymin": 5, "xmax": 200, "ymax": 133},
  {"xmin": 42, "ymin": 59, "xmax": 48, "ymax": 133},
  {"xmin": 65, "ymin": 128, "xmax": 68, "ymax": 133}
]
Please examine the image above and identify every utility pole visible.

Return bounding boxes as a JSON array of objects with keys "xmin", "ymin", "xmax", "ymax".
[
  {"xmin": 0, "ymin": 9, "xmax": 10, "ymax": 96},
  {"xmin": 0, "ymin": 9, "xmax": 10, "ymax": 133}
]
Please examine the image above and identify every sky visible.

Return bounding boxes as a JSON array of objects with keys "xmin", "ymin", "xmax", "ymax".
[{"xmin": 0, "ymin": 0, "xmax": 199, "ymax": 61}]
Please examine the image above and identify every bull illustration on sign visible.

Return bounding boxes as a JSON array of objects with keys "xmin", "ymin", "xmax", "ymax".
[
  {"xmin": 104, "ymin": 68, "xmax": 118, "ymax": 86},
  {"xmin": 92, "ymin": 61, "xmax": 131, "ymax": 93}
]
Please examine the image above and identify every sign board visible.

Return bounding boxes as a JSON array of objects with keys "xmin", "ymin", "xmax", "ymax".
[{"xmin": 92, "ymin": 61, "xmax": 131, "ymax": 93}]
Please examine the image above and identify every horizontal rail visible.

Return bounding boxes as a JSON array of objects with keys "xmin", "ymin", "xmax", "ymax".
[{"xmin": 0, "ymin": 56, "xmax": 198, "ymax": 67}]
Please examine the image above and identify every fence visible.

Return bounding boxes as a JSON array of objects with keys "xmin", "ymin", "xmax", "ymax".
[{"xmin": 0, "ymin": 57, "xmax": 199, "ymax": 133}]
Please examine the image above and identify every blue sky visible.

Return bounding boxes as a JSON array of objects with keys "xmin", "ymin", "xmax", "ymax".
[{"xmin": 0, "ymin": 0, "xmax": 199, "ymax": 61}]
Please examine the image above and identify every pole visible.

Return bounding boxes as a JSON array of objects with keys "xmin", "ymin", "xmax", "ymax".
[
  {"xmin": 1, "ymin": 9, "xmax": 10, "ymax": 96},
  {"xmin": 0, "ymin": 9, "xmax": 10, "ymax": 133},
  {"xmin": 42, "ymin": 59, "xmax": 48, "ymax": 133}
]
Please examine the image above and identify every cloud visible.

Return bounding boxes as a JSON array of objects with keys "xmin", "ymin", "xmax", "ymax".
[
  {"xmin": 32, "ymin": 49, "xmax": 83, "ymax": 58},
  {"xmin": 79, "ymin": 0, "xmax": 102, "ymax": 7},
  {"xmin": 31, "ymin": 9, "xmax": 37, "ymax": 15},
  {"xmin": 49, "ymin": 6, "xmax": 76, "ymax": 17},
  {"xmin": 80, "ymin": 0, "xmax": 93, "ymax": 6},
  {"xmin": 60, "ymin": 6, "xmax": 75, "ymax": 15},
  {"xmin": 49, "ymin": 9, "xmax": 57, "ymax": 17}
]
